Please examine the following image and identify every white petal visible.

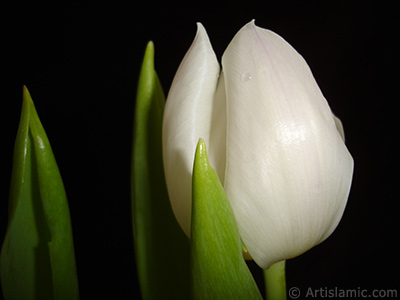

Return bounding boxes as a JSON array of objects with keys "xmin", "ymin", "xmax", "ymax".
[
  {"xmin": 162, "ymin": 23, "xmax": 221, "ymax": 236},
  {"xmin": 222, "ymin": 20, "xmax": 354, "ymax": 268},
  {"xmin": 208, "ymin": 71, "xmax": 227, "ymax": 185}
]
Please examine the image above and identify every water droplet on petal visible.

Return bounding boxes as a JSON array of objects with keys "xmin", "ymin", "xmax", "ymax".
[{"xmin": 241, "ymin": 72, "xmax": 252, "ymax": 81}]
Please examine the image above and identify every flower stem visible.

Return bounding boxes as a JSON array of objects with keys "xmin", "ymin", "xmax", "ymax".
[{"xmin": 264, "ymin": 260, "xmax": 286, "ymax": 300}]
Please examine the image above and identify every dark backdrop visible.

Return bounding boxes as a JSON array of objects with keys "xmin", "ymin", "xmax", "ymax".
[{"xmin": 1, "ymin": 2, "xmax": 398, "ymax": 299}]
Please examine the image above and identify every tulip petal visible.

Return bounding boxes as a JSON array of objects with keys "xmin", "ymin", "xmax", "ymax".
[
  {"xmin": 163, "ymin": 23, "xmax": 221, "ymax": 236},
  {"xmin": 222, "ymin": 20, "xmax": 354, "ymax": 268}
]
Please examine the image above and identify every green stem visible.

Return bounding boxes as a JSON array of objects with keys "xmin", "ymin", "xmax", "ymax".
[{"xmin": 264, "ymin": 260, "xmax": 286, "ymax": 300}]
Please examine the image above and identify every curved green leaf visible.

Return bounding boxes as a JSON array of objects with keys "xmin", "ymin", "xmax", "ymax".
[
  {"xmin": 131, "ymin": 42, "xmax": 190, "ymax": 300},
  {"xmin": 191, "ymin": 139, "xmax": 263, "ymax": 300},
  {"xmin": 0, "ymin": 87, "xmax": 79, "ymax": 300}
]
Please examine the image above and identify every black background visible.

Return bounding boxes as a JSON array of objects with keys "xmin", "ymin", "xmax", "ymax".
[{"xmin": 1, "ymin": 2, "xmax": 398, "ymax": 299}]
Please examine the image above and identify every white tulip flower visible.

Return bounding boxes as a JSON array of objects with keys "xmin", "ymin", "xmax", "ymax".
[{"xmin": 162, "ymin": 20, "xmax": 354, "ymax": 269}]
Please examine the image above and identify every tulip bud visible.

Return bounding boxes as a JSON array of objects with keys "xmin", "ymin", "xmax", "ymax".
[{"xmin": 162, "ymin": 20, "xmax": 354, "ymax": 269}]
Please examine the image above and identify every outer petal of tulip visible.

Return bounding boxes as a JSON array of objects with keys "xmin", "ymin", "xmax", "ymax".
[
  {"xmin": 163, "ymin": 23, "xmax": 223, "ymax": 236},
  {"xmin": 222, "ymin": 21, "xmax": 354, "ymax": 269}
]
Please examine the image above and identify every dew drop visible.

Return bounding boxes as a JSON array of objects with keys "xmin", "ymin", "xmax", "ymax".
[{"xmin": 241, "ymin": 72, "xmax": 252, "ymax": 81}]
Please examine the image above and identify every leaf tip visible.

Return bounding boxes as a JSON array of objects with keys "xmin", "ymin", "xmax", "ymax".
[
  {"xmin": 146, "ymin": 40, "xmax": 154, "ymax": 50},
  {"xmin": 22, "ymin": 85, "xmax": 31, "ymax": 101},
  {"xmin": 196, "ymin": 137, "xmax": 206, "ymax": 154},
  {"xmin": 194, "ymin": 138, "xmax": 209, "ymax": 170},
  {"xmin": 143, "ymin": 41, "xmax": 155, "ymax": 64}
]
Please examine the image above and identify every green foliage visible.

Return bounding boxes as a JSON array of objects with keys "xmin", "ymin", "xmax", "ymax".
[
  {"xmin": 264, "ymin": 260, "xmax": 287, "ymax": 300},
  {"xmin": 131, "ymin": 42, "xmax": 190, "ymax": 300},
  {"xmin": 0, "ymin": 87, "xmax": 79, "ymax": 300},
  {"xmin": 191, "ymin": 139, "xmax": 263, "ymax": 300}
]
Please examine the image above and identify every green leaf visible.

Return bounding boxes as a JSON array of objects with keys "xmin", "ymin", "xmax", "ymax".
[
  {"xmin": 131, "ymin": 41, "xmax": 190, "ymax": 300},
  {"xmin": 191, "ymin": 139, "xmax": 263, "ymax": 300},
  {"xmin": 0, "ymin": 86, "xmax": 79, "ymax": 300}
]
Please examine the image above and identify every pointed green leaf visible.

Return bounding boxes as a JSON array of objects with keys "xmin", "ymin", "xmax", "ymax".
[
  {"xmin": 191, "ymin": 139, "xmax": 263, "ymax": 300},
  {"xmin": 1, "ymin": 86, "xmax": 79, "ymax": 300},
  {"xmin": 131, "ymin": 42, "xmax": 190, "ymax": 300}
]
